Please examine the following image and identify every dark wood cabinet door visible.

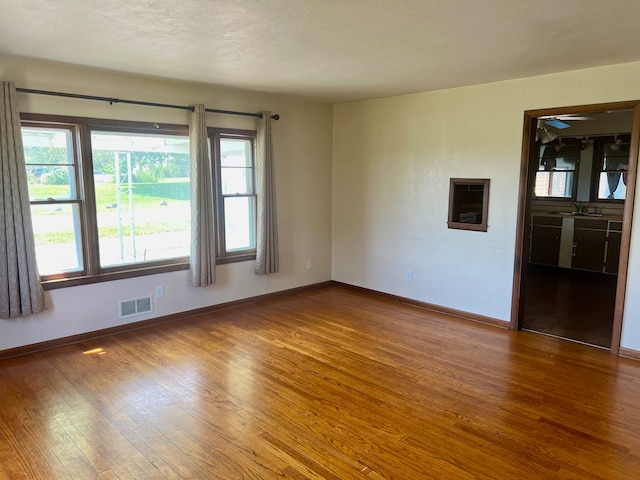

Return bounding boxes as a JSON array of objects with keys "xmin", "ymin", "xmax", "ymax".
[
  {"xmin": 605, "ymin": 231, "xmax": 622, "ymax": 274},
  {"xmin": 530, "ymin": 226, "xmax": 561, "ymax": 266},
  {"xmin": 572, "ymin": 229, "xmax": 607, "ymax": 271}
]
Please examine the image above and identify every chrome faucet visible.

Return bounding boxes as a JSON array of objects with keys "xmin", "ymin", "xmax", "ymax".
[{"xmin": 568, "ymin": 202, "xmax": 585, "ymax": 213}]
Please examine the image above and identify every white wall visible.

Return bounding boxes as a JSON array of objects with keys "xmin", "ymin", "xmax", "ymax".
[
  {"xmin": 0, "ymin": 55, "xmax": 333, "ymax": 352},
  {"xmin": 332, "ymin": 61, "xmax": 640, "ymax": 351},
  {"xmin": 5, "ymin": 54, "xmax": 640, "ymax": 354}
]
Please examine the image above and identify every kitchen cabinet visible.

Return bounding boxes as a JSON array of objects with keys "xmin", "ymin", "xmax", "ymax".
[
  {"xmin": 529, "ymin": 215, "xmax": 621, "ymax": 273},
  {"xmin": 605, "ymin": 221, "xmax": 623, "ymax": 274},
  {"xmin": 572, "ymin": 219, "xmax": 607, "ymax": 271},
  {"xmin": 529, "ymin": 216, "xmax": 562, "ymax": 266}
]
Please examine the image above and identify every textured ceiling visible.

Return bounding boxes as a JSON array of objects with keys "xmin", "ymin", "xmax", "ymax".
[{"xmin": 2, "ymin": 0, "xmax": 640, "ymax": 103}]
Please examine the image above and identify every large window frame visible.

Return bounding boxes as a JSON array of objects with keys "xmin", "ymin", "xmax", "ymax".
[
  {"xmin": 22, "ymin": 114, "xmax": 259, "ymax": 289},
  {"xmin": 22, "ymin": 113, "xmax": 192, "ymax": 289},
  {"xmin": 209, "ymin": 127, "xmax": 258, "ymax": 263}
]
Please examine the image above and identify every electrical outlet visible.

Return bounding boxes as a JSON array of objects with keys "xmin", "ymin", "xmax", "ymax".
[
  {"xmin": 155, "ymin": 285, "xmax": 165, "ymax": 298},
  {"xmin": 407, "ymin": 270, "xmax": 413, "ymax": 281},
  {"xmin": 306, "ymin": 259, "xmax": 312, "ymax": 270}
]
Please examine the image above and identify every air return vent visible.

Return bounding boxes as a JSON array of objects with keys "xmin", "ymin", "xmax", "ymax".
[{"xmin": 119, "ymin": 296, "xmax": 153, "ymax": 319}]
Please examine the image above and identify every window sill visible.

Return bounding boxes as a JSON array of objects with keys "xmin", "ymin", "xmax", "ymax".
[
  {"xmin": 447, "ymin": 221, "xmax": 488, "ymax": 232},
  {"xmin": 216, "ymin": 253, "xmax": 257, "ymax": 265},
  {"xmin": 42, "ymin": 263, "xmax": 190, "ymax": 290},
  {"xmin": 41, "ymin": 254, "xmax": 258, "ymax": 290}
]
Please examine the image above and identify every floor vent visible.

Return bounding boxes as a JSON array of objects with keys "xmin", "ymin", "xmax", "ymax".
[{"xmin": 119, "ymin": 296, "xmax": 153, "ymax": 319}]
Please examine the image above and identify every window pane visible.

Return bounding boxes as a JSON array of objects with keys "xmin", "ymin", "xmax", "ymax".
[
  {"xmin": 221, "ymin": 167, "xmax": 252, "ymax": 194},
  {"xmin": 603, "ymin": 142, "xmax": 630, "ymax": 171},
  {"xmin": 23, "ymin": 127, "xmax": 78, "ymax": 200},
  {"xmin": 26, "ymin": 165, "xmax": 77, "ymax": 200},
  {"xmin": 535, "ymin": 143, "xmax": 577, "ymax": 198},
  {"xmin": 597, "ymin": 172, "xmax": 627, "ymax": 200},
  {"xmin": 534, "ymin": 171, "xmax": 574, "ymax": 198},
  {"xmin": 220, "ymin": 138, "xmax": 252, "ymax": 167},
  {"xmin": 597, "ymin": 139, "xmax": 629, "ymax": 200},
  {"xmin": 22, "ymin": 128, "xmax": 74, "ymax": 165},
  {"xmin": 224, "ymin": 196, "xmax": 255, "ymax": 251},
  {"xmin": 538, "ymin": 144, "xmax": 577, "ymax": 171},
  {"xmin": 31, "ymin": 203, "xmax": 83, "ymax": 275},
  {"xmin": 91, "ymin": 131, "xmax": 191, "ymax": 267}
]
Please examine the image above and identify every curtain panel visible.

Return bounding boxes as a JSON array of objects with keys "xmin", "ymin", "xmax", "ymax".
[
  {"xmin": 255, "ymin": 111, "xmax": 279, "ymax": 275},
  {"xmin": 189, "ymin": 104, "xmax": 216, "ymax": 287},
  {"xmin": 0, "ymin": 81, "xmax": 47, "ymax": 319}
]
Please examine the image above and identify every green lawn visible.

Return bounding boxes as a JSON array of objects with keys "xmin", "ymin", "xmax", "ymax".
[
  {"xmin": 29, "ymin": 181, "xmax": 189, "ymax": 211},
  {"xmin": 35, "ymin": 222, "xmax": 190, "ymax": 244},
  {"xmin": 30, "ymin": 181, "xmax": 190, "ymax": 243}
]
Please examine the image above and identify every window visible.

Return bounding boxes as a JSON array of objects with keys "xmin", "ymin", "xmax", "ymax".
[
  {"xmin": 23, "ymin": 124, "xmax": 84, "ymax": 276},
  {"xmin": 89, "ymin": 129, "xmax": 191, "ymax": 269},
  {"xmin": 21, "ymin": 114, "xmax": 258, "ymax": 288},
  {"xmin": 209, "ymin": 128, "xmax": 257, "ymax": 261},
  {"xmin": 593, "ymin": 135, "xmax": 629, "ymax": 201},
  {"xmin": 21, "ymin": 114, "xmax": 191, "ymax": 287},
  {"xmin": 533, "ymin": 140, "xmax": 579, "ymax": 199}
]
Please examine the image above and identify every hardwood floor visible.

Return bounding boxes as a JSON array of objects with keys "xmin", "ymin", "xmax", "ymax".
[
  {"xmin": 522, "ymin": 264, "xmax": 617, "ymax": 348},
  {"xmin": 1, "ymin": 285, "xmax": 640, "ymax": 479}
]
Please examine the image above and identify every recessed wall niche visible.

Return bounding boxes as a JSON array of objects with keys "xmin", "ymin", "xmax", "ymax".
[{"xmin": 447, "ymin": 178, "xmax": 490, "ymax": 232}]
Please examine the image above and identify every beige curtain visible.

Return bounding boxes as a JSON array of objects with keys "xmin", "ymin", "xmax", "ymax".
[
  {"xmin": 255, "ymin": 111, "xmax": 279, "ymax": 275},
  {"xmin": 189, "ymin": 104, "xmax": 216, "ymax": 286},
  {"xmin": 0, "ymin": 81, "xmax": 46, "ymax": 319}
]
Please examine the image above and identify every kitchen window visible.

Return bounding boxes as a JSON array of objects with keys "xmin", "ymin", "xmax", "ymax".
[
  {"xmin": 533, "ymin": 140, "xmax": 580, "ymax": 200},
  {"xmin": 593, "ymin": 135, "xmax": 629, "ymax": 201}
]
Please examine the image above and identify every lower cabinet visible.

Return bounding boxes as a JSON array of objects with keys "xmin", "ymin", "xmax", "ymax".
[
  {"xmin": 530, "ymin": 217, "xmax": 562, "ymax": 266},
  {"xmin": 529, "ymin": 216, "xmax": 621, "ymax": 273},
  {"xmin": 605, "ymin": 222, "xmax": 623, "ymax": 274},
  {"xmin": 572, "ymin": 221, "xmax": 607, "ymax": 271}
]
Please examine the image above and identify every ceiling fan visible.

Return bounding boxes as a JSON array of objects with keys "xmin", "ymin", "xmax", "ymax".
[{"xmin": 538, "ymin": 114, "xmax": 594, "ymax": 130}]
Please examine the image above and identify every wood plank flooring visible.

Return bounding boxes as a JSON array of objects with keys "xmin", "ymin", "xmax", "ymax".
[{"xmin": 1, "ymin": 285, "xmax": 640, "ymax": 479}]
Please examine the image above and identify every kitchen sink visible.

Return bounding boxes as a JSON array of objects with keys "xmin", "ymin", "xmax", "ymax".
[{"xmin": 548, "ymin": 211, "xmax": 603, "ymax": 217}]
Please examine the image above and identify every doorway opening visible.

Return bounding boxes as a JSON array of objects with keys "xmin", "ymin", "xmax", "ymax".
[{"xmin": 511, "ymin": 102, "xmax": 640, "ymax": 353}]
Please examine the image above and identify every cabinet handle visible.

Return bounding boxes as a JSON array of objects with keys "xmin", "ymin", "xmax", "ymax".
[{"xmin": 572, "ymin": 241, "xmax": 577, "ymax": 257}]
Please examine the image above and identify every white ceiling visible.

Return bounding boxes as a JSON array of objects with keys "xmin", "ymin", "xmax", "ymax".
[{"xmin": 2, "ymin": 0, "xmax": 640, "ymax": 103}]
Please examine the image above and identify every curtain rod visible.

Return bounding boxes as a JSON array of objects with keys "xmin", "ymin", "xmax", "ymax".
[{"xmin": 15, "ymin": 87, "xmax": 280, "ymax": 120}]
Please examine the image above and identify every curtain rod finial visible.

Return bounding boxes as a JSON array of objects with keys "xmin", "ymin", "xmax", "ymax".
[{"xmin": 271, "ymin": 114, "xmax": 280, "ymax": 121}]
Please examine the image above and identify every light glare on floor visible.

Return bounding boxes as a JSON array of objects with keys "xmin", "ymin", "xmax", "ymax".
[{"xmin": 83, "ymin": 347, "xmax": 105, "ymax": 355}]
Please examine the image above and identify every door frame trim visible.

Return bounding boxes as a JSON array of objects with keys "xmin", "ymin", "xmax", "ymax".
[{"xmin": 510, "ymin": 100, "xmax": 640, "ymax": 355}]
